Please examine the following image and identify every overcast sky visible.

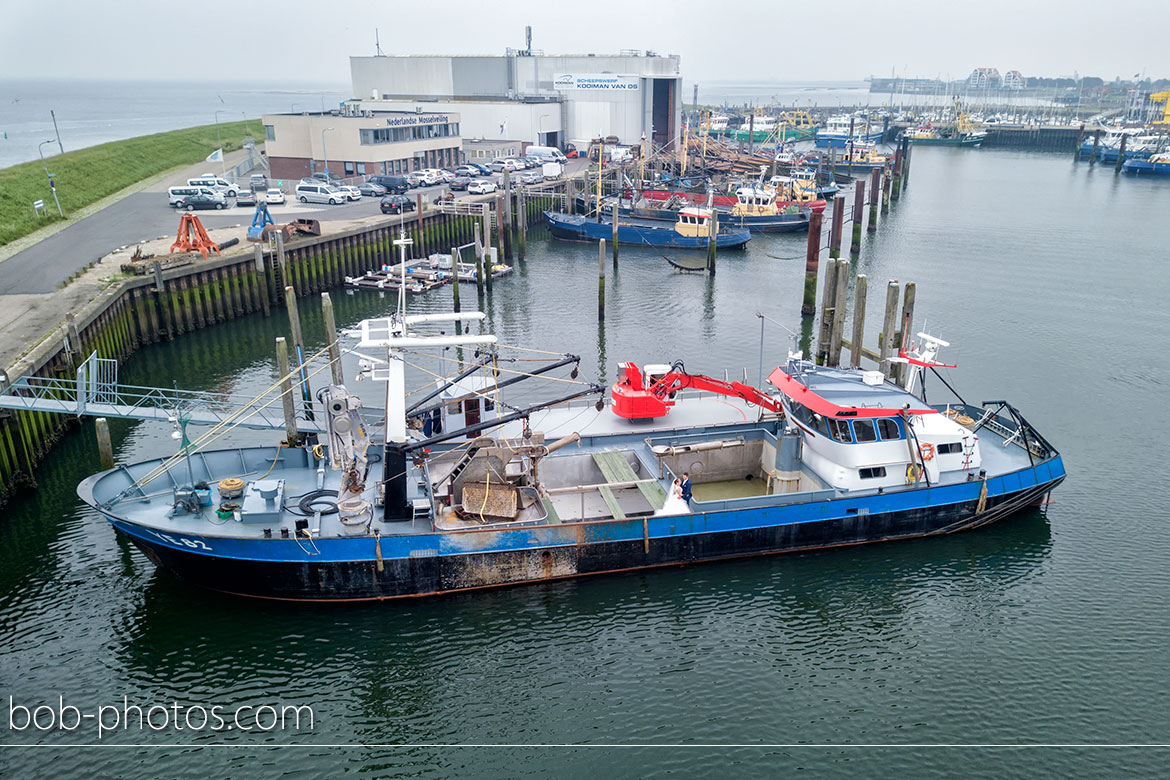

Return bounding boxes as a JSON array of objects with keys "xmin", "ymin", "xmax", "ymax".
[{"xmin": 2, "ymin": 0, "xmax": 1166, "ymax": 86}]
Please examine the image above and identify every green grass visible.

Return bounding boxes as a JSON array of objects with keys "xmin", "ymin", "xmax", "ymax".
[{"xmin": 0, "ymin": 120, "xmax": 263, "ymax": 247}]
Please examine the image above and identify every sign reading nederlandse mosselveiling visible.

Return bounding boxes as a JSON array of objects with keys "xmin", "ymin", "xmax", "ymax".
[
  {"xmin": 384, "ymin": 115, "xmax": 452, "ymax": 126},
  {"xmin": 553, "ymin": 74, "xmax": 640, "ymax": 91}
]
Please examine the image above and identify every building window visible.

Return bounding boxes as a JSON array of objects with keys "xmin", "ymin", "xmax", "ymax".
[
  {"xmin": 265, "ymin": 124, "xmax": 276, "ymax": 141},
  {"xmin": 344, "ymin": 161, "xmax": 354, "ymax": 176},
  {"xmin": 356, "ymin": 162, "xmax": 366, "ymax": 176}
]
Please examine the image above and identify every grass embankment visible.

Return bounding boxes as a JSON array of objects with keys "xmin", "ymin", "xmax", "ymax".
[{"xmin": 0, "ymin": 120, "xmax": 263, "ymax": 247}]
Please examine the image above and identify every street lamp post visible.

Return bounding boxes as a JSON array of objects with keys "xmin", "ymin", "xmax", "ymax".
[
  {"xmin": 322, "ymin": 127, "xmax": 335, "ymax": 180},
  {"xmin": 38, "ymin": 140, "xmax": 63, "ymax": 217},
  {"xmin": 213, "ymin": 110, "xmax": 229, "ymax": 176}
]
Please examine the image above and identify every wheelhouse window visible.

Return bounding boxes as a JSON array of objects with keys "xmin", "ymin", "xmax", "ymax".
[
  {"xmin": 828, "ymin": 419, "xmax": 853, "ymax": 443},
  {"xmin": 876, "ymin": 418, "xmax": 901, "ymax": 441},
  {"xmin": 937, "ymin": 442, "xmax": 962, "ymax": 454},
  {"xmin": 859, "ymin": 466, "xmax": 887, "ymax": 479},
  {"xmin": 810, "ymin": 413, "xmax": 830, "ymax": 438},
  {"xmin": 787, "ymin": 401, "xmax": 811, "ymax": 425},
  {"xmin": 852, "ymin": 419, "xmax": 877, "ymax": 442},
  {"xmin": 265, "ymin": 124, "xmax": 275, "ymax": 141}
]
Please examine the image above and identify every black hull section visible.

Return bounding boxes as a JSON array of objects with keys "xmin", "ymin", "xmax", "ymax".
[{"xmin": 120, "ymin": 478, "xmax": 1061, "ymax": 602}]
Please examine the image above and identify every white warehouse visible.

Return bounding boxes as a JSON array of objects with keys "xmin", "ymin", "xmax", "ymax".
[{"xmin": 348, "ymin": 49, "xmax": 683, "ymax": 153}]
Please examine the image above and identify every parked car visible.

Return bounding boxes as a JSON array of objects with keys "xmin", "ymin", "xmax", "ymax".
[
  {"xmin": 379, "ymin": 194, "xmax": 416, "ymax": 214},
  {"xmin": 187, "ymin": 176, "xmax": 243, "ymax": 197},
  {"xmin": 404, "ymin": 173, "xmax": 425, "ymax": 188},
  {"xmin": 464, "ymin": 162, "xmax": 493, "ymax": 176},
  {"xmin": 357, "ymin": 182, "xmax": 387, "ymax": 197},
  {"xmin": 249, "ymin": 173, "xmax": 268, "ymax": 191},
  {"xmin": 367, "ymin": 175, "xmax": 410, "ymax": 194},
  {"xmin": 236, "ymin": 189, "xmax": 257, "ymax": 207},
  {"xmin": 467, "ymin": 179, "xmax": 498, "ymax": 195},
  {"xmin": 266, "ymin": 188, "xmax": 286, "ymax": 205},
  {"xmin": 295, "ymin": 183, "xmax": 345, "ymax": 205},
  {"xmin": 518, "ymin": 171, "xmax": 543, "ymax": 185},
  {"xmin": 168, "ymin": 185, "xmax": 220, "ymax": 207},
  {"xmin": 491, "ymin": 158, "xmax": 525, "ymax": 172},
  {"xmin": 416, "ymin": 169, "xmax": 444, "ymax": 186},
  {"xmin": 449, "ymin": 175, "xmax": 472, "ymax": 191},
  {"xmin": 310, "ymin": 172, "xmax": 342, "ymax": 186},
  {"xmin": 522, "ymin": 156, "xmax": 542, "ymax": 169},
  {"xmin": 527, "ymin": 145, "xmax": 570, "ymax": 164},
  {"xmin": 337, "ymin": 185, "xmax": 362, "ymax": 202},
  {"xmin": 454, "ymin": 165, "xmax": 481, "ymax": 178},
  {"xmin": 177, "ymin": 193, "xmax": 227, "ymax": 211}
]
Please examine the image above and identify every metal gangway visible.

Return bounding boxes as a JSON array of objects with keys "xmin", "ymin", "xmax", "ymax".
[
  {"xmin": 434, "ymin": 199, "xmax": 495, "ymax": 225},
  {"xmin": 0, "ymin": 352, "xmax": 380, "ymax": 434}
]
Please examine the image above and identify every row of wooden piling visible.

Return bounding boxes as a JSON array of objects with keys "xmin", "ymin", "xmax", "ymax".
[{"xmin": 800, "ymin": 138, "xmax": 911, "ymax": 325}]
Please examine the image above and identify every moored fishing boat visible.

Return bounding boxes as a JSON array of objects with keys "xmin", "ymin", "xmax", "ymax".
[
  {"xmin": 77, "ymin": 300, "xmax": 1066, "ymax": 601},
  {"xmin": 543, "ymin": 207, "xmax": 752, "ymax": 249},
  {"xmin": 906, "ymin": 125, "xmax": 986, "ymax": 146},
  {"xmin": 835, "ymin": 139, "xmax": 890, "ymax": 168},
  {"xmin": 815, "ymin": 114, "xmax": 884, "ymax": 148},
  {"xmin": 614, "ymin": 188, "xmax": 811, "ymax": 233},
  {"xmin": 1121, "ymin": 152, "xmax": 1170, "ymax": 175}
]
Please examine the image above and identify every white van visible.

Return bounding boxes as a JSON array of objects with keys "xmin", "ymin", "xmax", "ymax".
[
  {"xmin": 168, "ymin": 185, "xmax": 223, "ymax": 207},
  {"xmin": 295, "ymin": 183, "xmax": 345, "ymax": 205},
  {"xmin": 526, "ymin": 145, "xmax": 568, "ymax": 164},
  {"xmin": 187, "ymin": 176, "xmax": 243, "ymax": 197}
]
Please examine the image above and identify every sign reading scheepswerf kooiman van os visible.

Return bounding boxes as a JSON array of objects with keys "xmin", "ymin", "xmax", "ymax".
[{"xmin": 553, "ymin": 74, "xmax": 641, "ymax": 91}]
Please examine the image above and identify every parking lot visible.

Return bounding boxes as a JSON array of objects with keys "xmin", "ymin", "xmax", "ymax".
[
  {"xmin": 210, "ymin": 158, "xmax": 590, "ymax": 223},
  {"xmin": 0, "ymin": 156, "xmax": 589, "ymax": 295}
]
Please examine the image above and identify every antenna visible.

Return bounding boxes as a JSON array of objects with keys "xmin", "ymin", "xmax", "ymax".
[
  {"xmin": 375, "ymin": 28, "xmax": 384, "ymax": 56},
  {"xmin": 525, "ymin": 26, "xmax": 532, "ymax": 56}
]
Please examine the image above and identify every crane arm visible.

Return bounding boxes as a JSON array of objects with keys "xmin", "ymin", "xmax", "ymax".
[{"xmin": 651, "ymin": 371, "xmax": 783, "ymax": 413}]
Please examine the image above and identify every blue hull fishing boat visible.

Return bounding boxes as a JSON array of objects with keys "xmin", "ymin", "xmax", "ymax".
[
  {"xmin": 616, "ymin": 205, "xmax": 810, "ymax": 233},
  {"xmin": 77, "ymin": 258, "xmax": 1065, "ymax": 601},
  {"xmin": 543, "ymin": 209, "xmax": 752, "ymax": 249},
  {"xmin": 1121, "ymin": 153, "xmax": 1170, "ymax": 175},
  {"xmin": 815, "ymin": 115, "xmax": 884, "ymax": 148}
]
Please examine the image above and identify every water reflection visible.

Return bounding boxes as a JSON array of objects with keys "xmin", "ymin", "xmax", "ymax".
[{"xmin": 103, "ymin": 506, "xmax": 1052, "ymax": 747}]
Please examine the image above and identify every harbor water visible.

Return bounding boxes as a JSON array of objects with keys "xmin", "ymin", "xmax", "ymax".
[{"xmin": 3, "ymin": 148, "xmax": 1170, "ymax": 776}]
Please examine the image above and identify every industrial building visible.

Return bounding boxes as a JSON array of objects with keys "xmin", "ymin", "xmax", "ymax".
[
  {"xmin": 262, "ymin": 108, "xmax": 461, "ymax": 182},
  {"xmin": 348, "ymin": 47, "xmax": 682, "ymax": 152}
]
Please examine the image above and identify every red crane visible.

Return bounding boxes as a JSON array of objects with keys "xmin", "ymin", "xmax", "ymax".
[{"xmin": 611, "ymin": 361, "xmax": 783, "ymax": 420}]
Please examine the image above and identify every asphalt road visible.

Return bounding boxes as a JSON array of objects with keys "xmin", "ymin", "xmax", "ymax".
[{"xmin": 0, "ymin": 159, "xmax": 588, "ymax": 296}]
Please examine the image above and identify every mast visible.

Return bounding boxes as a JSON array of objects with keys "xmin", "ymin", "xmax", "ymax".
[{"xmin": 358, "ymin": 232, "xmax": 497, "ymax": 520}]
